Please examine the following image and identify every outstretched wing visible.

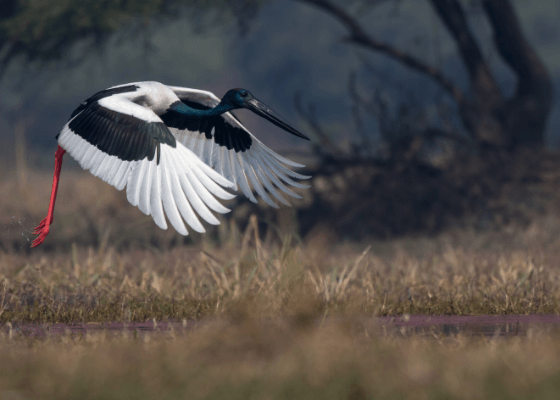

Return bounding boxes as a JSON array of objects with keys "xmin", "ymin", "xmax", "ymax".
[
  {"xmin": 163, "ymin": 86, "xmax": 310, "ymax": 208},
  {"xmin": 57, "ymin": 89, "xmax": 235, "ymax": 235}
]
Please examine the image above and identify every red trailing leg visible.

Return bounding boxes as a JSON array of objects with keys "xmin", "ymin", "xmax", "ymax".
[{"xmin": 32, "ymin": 145, "xmax": 66, "ymax": 248}]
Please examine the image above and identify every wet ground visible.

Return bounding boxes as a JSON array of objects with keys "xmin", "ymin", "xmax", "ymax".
[
  {"xmin": 3, "ymin": 315, "xmax": 560, "ymax": 339},
  {"xmin": 374, "ymin": 314, "xmax": 560, "ymax": 337}
]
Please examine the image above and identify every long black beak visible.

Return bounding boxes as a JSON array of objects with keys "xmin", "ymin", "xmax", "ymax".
[{"xmin": 245, "ymin": 98, "xmax": 310, "ymax": 140}]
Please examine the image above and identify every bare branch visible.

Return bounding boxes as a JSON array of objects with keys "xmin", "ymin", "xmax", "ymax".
[
  {"xmin": 347, "ymin": 72, "xmax": 372, "ymax": 155},
  {"xmin": 293, "ymin": 91, "xmax": 340, "ymax": 157},
  {"xmin": 430, "ymin": 0, "xmax": 502, "ymax": 103},
  {"xmin": 421, "ymin": 127, "xmax": 473, "ymax": 147},
  {"xmin": 295, "ymin": 0, "xmax": 465, "ymax": 104},
  {"xmin": 482, "ymin": 0, "xmax": 552, "ymax": 99},
  {"xmin": 348, "ymin": 70, "xmax": 473, "ymax": 155}
]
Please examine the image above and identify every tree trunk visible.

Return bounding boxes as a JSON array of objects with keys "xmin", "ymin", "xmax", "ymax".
[
  {"xmin": 431, "ymin": 0, "xmax": 553, "ymax": 149},
  {"xmin": 297, "ymin": 0, "xmax": 554, "ymax": 151},
  {"xmin": 483, "ymin": 0, "xmax": 553, "ymax": 148}
]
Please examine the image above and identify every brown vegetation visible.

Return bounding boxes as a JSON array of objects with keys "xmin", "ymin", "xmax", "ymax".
[
  {"xmin": 2, "ymin": 319, "xmax": 560, "ymax": 399},
  {"xmin": 2, "ymin": 167, "xmax": 560, "ymax": 397},
  {"xmin": 3, "ymin": 169, "xmax": 560, "ymax": 324},
  {"xmin": 298, "ymin": 148, "xmax": 560, "ymax": 240}
]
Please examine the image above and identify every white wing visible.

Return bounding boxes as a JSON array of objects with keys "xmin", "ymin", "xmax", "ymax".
[
  {"xmin": 58, "ymin": 92, "xmax": 235, "ymax": 235},
  {"xmin": 166, "ymin": 86, "xmax": 310, "ymax": 208}
]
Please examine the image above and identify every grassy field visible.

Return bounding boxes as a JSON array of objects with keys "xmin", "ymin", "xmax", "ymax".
[
  {"xmin": 2, "ymin": 320, "xmax": 560, "ymax": 399},
  {"xmin": 3, "ymin": 170, "xmax": 560, "ymax": 321},
  {"xmin": 3, "ymin": 171, "xmax": 560, "ymax": 398},
  {"xmin": 2, "ymin": 209, "xmax": 560, "ymax": 323}
]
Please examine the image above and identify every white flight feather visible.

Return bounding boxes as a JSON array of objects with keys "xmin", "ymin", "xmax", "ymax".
[
  {"xmin": 234, "ymin": 153, "xmax": 257, "ymax": 203},
  {"xmin": 149, "ymin": 159, "xmax": 166, "ymax": 230},
  {"xmin": 126, "ymin": 158, "xmax": 146, "ymax": 207},
  {"xmin": 168, "ymin": 150, "xmax": 220, "ymax": 225},
  {"xmin": 159, "ymin": 154, "xmax": 189, "ymax": 235},
  {"xmin": 138, "ymin": 158, "xmax": 153, "ymax": 216},
  {"xmin": 167, "ymin": 151, "xmax": 207, "ymax": 231},
  {"xmin": 166, "ymin": 86, "xmax": 310, "ymax": 206},
  {"xmin": 246, "ymin": 154, "xmax": 290, "ymax": 206},
  {"xmin": 57, "ymin": 105, "xmax": 235, "ymax": 236}
]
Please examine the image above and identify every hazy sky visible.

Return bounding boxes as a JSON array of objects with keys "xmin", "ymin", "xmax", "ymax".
[{"xmin": 1, "ymin": 0, "xmax": 558, "ymax": 168}]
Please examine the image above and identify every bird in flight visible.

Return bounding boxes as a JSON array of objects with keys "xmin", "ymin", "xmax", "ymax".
[{"xmin": 32, "ymin": 81, "xmax": 311, "ymax": 247}]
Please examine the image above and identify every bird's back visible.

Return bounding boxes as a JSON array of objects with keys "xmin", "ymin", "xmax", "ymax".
[{"xmin": 115, "ymin": 82, "xmax": 180, "ymax": 115}]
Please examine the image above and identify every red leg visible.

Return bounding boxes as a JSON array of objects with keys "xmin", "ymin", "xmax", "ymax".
[{"xmin": 32, "ymin": 145, "xmax": 66, "ymax": 248}]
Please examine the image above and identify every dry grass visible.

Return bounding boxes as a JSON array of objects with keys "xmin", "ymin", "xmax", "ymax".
[
  {"xmin": 2, "ymin": 212, "xmax": 560, "ymax": 323},
  {"xmin": 1, "ymin": 319, "xmax": 560, "ymax": 399},
  {"xmin": 3, "ymin": 171, "xmax": 560, "ymax": 323},
  {"xmin": 3, "ymin": 171, "xmax": 560, "ymax": 398}
]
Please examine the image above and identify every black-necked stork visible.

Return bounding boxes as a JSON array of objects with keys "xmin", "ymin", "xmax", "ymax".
[{"xmin": 32, "ymin": 81, "xmax": 311, "ymax": 247}]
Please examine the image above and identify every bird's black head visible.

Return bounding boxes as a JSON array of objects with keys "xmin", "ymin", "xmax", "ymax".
[
  {"xmin": 220, "ymin": 88, "xmax": 310, "ymax": 141},
  {"xmin": 221, "ymin": 88, "xmax": 254, "ymax": 108}
]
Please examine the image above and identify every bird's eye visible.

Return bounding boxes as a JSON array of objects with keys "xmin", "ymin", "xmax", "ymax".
[{"xmin": 240, "ymin": 91, "xmax": 248, "ymax": 98}]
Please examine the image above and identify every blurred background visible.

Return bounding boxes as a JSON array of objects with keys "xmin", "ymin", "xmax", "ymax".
[{"xmin": 1, "ymin": 0, "xmax": 559, "ymax": 252}]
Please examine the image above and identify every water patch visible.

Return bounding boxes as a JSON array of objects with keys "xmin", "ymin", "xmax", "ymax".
[
  {"xmin": 375, "ymin": 314, "xmax": 560, "ymax": 337},
  {"xmin": 3, "ymin": 315, "xmax": 560, "ymax": 339}
]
